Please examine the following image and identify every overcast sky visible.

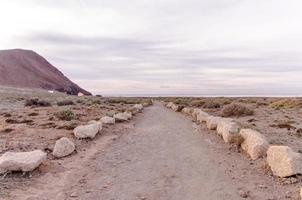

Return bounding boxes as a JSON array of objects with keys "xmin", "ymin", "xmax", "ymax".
[{"xmin": 1, "ymin": 0, "xmax": 302, "ymax": 96}]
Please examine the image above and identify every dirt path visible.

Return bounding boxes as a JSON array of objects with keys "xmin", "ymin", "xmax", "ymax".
[{"xmin": 9, "ymin": 103, "xmax": 296, "ymax": 200}]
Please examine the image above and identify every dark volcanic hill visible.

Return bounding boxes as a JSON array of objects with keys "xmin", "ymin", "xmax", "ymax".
[{"xmin": 0, "ymin": 49, "xmax": 91, "ymax": 95}]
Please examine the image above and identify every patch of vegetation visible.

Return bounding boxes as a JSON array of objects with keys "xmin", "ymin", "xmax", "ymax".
[
  {"xmin": 269, "ymin": 99, "xmax": 302, "ymax": 109},
  {"xmin": 1, "ymin": 128, "xmax": 14, "ymax": 133},
  {"xmin": 76, "ymin": 99, "xmax": 84, "ymax": 104},
  {"xmin": 57, "ymin": 122, "xmax": 78, "ymax": 130},
  {"xmin": 270, "ymin": 122, "xmax": 295, "ymax": 130},
  {"xmin": 39, "ymin": 122, "xmax": 57, "ymax": 128},
  {"xmin": 2, "ymin": 113, "xmax": 12, "ymax": 117},
  {"xmin": 142, "ymin": 98, "xmax": 153, "ymax": 106},
  {"xmin": 172, "ymin": 98, "xmax": 189, "ymax": 105},
  {"xmin": 296, "ymin": 128, "xmax": 302, "ymax": 138},
  {"xmin": 202, "ymin": 100, "xmax": 221, "ymax": 109},
  {"xmin": 28, "ymin": 112, "xmax": 39, "ymax": 116},
  {"xmin": 221, "ymin": 103, "xmax": 254, "ymax": 117},
  {"xmin": 5, "ymin": 118, "xmax": 34, "ymax": 124},
  {"xmin": 54, "ymin": 109, "xmax": 75, "ymax": 121},
  {"xmin": 57, "ymin": 100, "xmax": 74, "ymax": 106},
  {"xmin": 190, "ymin": 100, "xmax": 205, "ymax": 107},
  {"xmin": 107, "ymin": 98, "xmax": 140, "ymax": 104},
  {"xmin": 92, "ymin": 99, "xmax": 101, "ymax": 105},
  {"xmin": 25, "ymin": 98, "xmax": 51, "ymax": 107}
]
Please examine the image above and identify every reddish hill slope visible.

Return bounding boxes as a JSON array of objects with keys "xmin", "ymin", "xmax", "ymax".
[{"xmin": 0, "ymin": 49, "xmax": 91, "ymax": 95}]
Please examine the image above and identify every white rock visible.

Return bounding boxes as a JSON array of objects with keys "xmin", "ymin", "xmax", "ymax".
[
  {"xmin": 166, "ymin": 102, "xmax": 174, "ymax": 108},
  {"xmin": 182, "ymin": 107, "xmax": 193, "ymax": 115},
  {"xmin": 192, "ymin": 109, "xmax": 202, "ymax": 121},
  {"xmin": 171, "ymin": 104, "xmax": 183, "ymax": 112},
  {"xmin": 74, "ymin": 122, "xmax": 101, "ymax": 139},
  {"xmin": 114, "ymin": 113, "xmax": 129, "ymax": 122},
  {"xmin": 217, "ymin": 119, "xmax": 241, "ymax": 143},
  {"xmin": 206, "ymin": 116, "xmax": 222, "ymax": 130},
  {"xmin": 267, "ymin": 146, "xmax": 302, "ymax": 177},
  {"xmin": 0, "ymin": 150, "xmax": 47, "ymax": 173},
  {"xmin": 124, "ymin": 111, "xmax": 132, "ymax": 119},
  {"xmin": 240, "ymin": 129, "xmax": 269, "ymax": 160},
  {"xmin": 88, "ymin": 120, "xmax": 103, "ymax": 132},
  {"xmin": 101, "ymin": 116, "xmax": 115, "ymax": 124},
  {"xmin": 133, "ymin": 104, "xmax": 143, "ymax": 111},
  {"xmin": 196, "ymin": 111, "xmax": 210, "ymax": 123},
  {"xmin": 52, "ymin": 137, "xmax": 75, "ymax": 158}
]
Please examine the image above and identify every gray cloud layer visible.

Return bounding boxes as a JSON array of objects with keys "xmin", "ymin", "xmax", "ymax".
[{"xmin": 2, "ymin": 0, "xmax": 302, "ymax": 95}]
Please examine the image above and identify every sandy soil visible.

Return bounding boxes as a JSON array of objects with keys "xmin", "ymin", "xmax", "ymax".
[{"xmin": 3, "ymin": 103, "xmax": 299, "ymax": 200}]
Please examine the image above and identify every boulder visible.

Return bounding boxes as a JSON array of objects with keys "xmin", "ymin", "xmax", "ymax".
[
  {"xmin": 52, "ymin": 137, "xmax": 75, "ymax": 158},
  {"xmin": 124, "ymin": 111, "xmax": 132, "ymax": 120},
  {"xmin": 206, "ymin": 116, "xmax": 222, "ymax": 130},
  {"xmin": 0, "ymin": 150, "xmax": 47, "ymax": 173},
  {"xmin": 114, "ymin": 113, "xmax": 129, "ymax": 122},
  {"xmin": 182, "ymin": 107, "xmax": 193, "ymax": 115},
  {"xmin": 74, "ymin": 122, "xmax": 101, "ymax": 139},
  {"xmin": 106, "ymin": 110, "xmax": 117, "ymax": 117},
  {"xmin": 166, "ymin": 102, "xmax": 174, "ymax": 108},
  {"xmin": 192, "ymin": 109, "xmax": 202, "ymax": 121},
  {"xmin": 171, "ymin": 104, "xmax": 184, "ymax": 112},
  {"xmin": 239, "ymin": 129, "xmax": 269, "ymax": 160},
  {"xmin": 217, "ymin": 119, "xmax": 241, "ymax": 143},
  {"xmin": 127, "ymin": 107, "xmax": 138, "ymax": 115},
  {"xmin": 88, "ymin": 120, "xmax": 103, "ymax": 132},
  {"xmin": 267, "ymin": 146, "xmax": 302, "ymax": 177},
  {"xmin": 197, "ymin": 111, "xmax": 210, "ymax": 123},
  {"xmin": 101, "ymin": 116, "xmax": 115, "ymax": 124},
  {"xmin": 133, "ymin": 104, "xmax": 143, "ymax": 111}
]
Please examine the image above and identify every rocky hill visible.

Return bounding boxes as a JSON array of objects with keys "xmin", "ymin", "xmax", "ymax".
[{"xmin": 0, "ymin": 49, "xmax": 91, "ymax": 95}]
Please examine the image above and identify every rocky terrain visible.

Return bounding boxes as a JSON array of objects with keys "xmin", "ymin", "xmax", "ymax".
[
  {"xmin": 0, "ymin": 86, "xmax": 152, "ymax": 199},
  {"xmin": 158, "ymin": 97, "xmax": 302, "ymax": 153},
  {"xmin": 0, "ymin": 49, "xmax": 91, "ymax": 95},
  {"xmin": 1, "ymin": 91, "xmax": 302, "ymax": 199}
]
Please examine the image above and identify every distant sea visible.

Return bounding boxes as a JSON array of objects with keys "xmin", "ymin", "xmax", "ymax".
[{"xmin": 102, "ymin": 94, "xmax": 302, "ymax": 97}]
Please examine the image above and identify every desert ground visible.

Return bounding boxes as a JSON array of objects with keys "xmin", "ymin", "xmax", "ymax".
[{"xmin": 1, "ymin": 87, "xmax": 302, "ymax": 199}]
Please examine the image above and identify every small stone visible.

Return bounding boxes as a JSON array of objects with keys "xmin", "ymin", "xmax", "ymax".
[
  {"xmin": 74, "ymin": 122, "xmax": 102, "ymax": 139},
  {"xmin": 101, "ymin": 116, "xmax": 115, "ymax": 124},
  {"xmin": 52, "ymin": 137, "xmax": 75, "ymax": 158}
]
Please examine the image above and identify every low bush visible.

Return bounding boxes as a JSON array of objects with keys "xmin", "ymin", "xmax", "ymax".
[
  {"xmin": 25, "ymin": 98, "xmax": 51, "ymax": 107},
  {"xmin": 57, "ymin": 100, "xmax": 74, "ymax": 106},
  {"xmin": 142, "ymin": 99, "xmax": 153, "ymax": 106},
  {"xmin": 190, "ymin": 100, "xmax": 205, "ymax": 107},
  {"xmin": 92, "ymin": 99, "xmax": 101, "ymax": 105},
  {"xmin": 221, "ymin": 103, "xmax": 254, "ymax": 117},
  {"xmin": 202, "ymin": 100, "xmax": 221, "ymax": 109},
  {"xmin": 269, "ymin": 99, "xmax": 302, "ymax": 109},
  {"xmin": 54, "ymin": 109, "xmax": 75, "ymax": 121}
]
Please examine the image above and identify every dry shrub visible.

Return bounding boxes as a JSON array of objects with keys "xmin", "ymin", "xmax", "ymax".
[
  {"xmin": 57, "ymin": 122, "xmax": 78, "ymax": 130},
  {"xmin": 92, "ymin": 99, "xmax": 101, "ymax": 105},
  {"xmin": 269, "ymin": 99, "xmax": 302, "ymax": 109},
  {"xmin": 221, "ymin": 103, "xmax": 254, "ymax": 117},
  {"xmin": 202, "ymin": 100, "xmax": 221, "ymax": 109},
  {"xmin": 142, "ymin": 98, "xmax": 153, "ymax": 106},
  {"xmin": 271, "ymin": 123, "xmax": 295, "ymax": 130},
  {"xmin": 190, "ymin": 100, "xmax": 205, "ymax": 107},
  {"xmin": 57, "ymin": 100, "xmax": 74, "ymax": 106},
  {"xmin": 25, "ymin": 98, "xmax": 51, "ymax": 107},
  {"xmin": 54, "ymin": 109, "xmax": 75, "ymax": 121}
]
